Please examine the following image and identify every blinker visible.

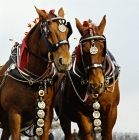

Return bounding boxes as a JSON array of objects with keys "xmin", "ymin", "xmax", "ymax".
[{"xmin": 58, "ymin": 20, "xmax": 66, "ymax": 32}]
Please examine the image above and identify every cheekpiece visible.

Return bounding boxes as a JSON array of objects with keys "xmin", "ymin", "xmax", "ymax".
[
  {"xmin": 38, "ymin": 101, "xmax": 45, "ymax": 109},
  {"xmin": 38, "ymin": 90, "xmax": 44, "ymax": 96},
  {"xmin": 94, "ymin": 119, "xmax": 101, "ymax": 127},
  {"xmin": 36, "ymin": 127, "xmax": 43, "ymax": 136},
  {"xmin": 37, "ymin": 110, "xmax": 45, "ymax": 118},
  {"xmin": 37, "ymin": 119, "xmax": 44, "ymax": 127}
]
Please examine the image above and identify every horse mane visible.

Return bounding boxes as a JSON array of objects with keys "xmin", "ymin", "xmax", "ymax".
[
  {"xmin": 23, "ymin": 22, "xmax": 39, "ymax": 43},
  {"xmin": 19, "ymin": 22, "xmax": 39, "ymax": 71},
  {"xmin": 75, "ymin": 45, "xmax": 81, "ymax": 67}
]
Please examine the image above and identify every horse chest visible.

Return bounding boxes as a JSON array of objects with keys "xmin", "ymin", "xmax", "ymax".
[{"xmin": 98, "ymin": 92, "xmax": 118, "ymax": 114}]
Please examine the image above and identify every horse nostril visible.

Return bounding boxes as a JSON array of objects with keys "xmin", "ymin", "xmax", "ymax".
[
  {"xmin": 90, "ymin": 84, "xmax": 97, "ymax": 89},
  {"xmin": 99, "ymin": 83, "xmax": 103, "ymax": 88},
  {"xmin": 59, "ymin": 58, "xmax": 63, "ymax": 65}
]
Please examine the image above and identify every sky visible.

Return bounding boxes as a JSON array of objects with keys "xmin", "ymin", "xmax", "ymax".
[{"xmin": 0, "ymin": 0, "xmax": 139, "ymax": 134}]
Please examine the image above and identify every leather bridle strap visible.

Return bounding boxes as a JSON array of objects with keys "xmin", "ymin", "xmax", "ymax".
[
  {"xmin": 79, "ymin": 35, "xmax": 106, "ymax": 74},
  {"xmin": 41, "ymin": 20, "xmax": 70, "ymax": 52},
  {"xmin": 80, "ymin": 36, "xmax": 105, "ymax": 43},
  {"xmin": 26, "ymin": 47, "xmax": 48, "ymax": 62},
  {"xmin": 85, "ymin": 64, "xmax": 103, "ymax": 70},
  {"xmin": 25, "ymin": 17, "xmax": 71, "ymax": 62}
]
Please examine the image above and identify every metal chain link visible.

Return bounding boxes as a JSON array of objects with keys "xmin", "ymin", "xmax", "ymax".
[{"xmin": 68, "ymin": 71, "xmax": 89, "ymax": 102}]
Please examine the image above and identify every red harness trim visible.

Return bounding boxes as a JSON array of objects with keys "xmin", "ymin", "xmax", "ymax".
[
  {"xmin": 19, "ymin": 23, "xmax": 39, "ymax": 71},
  {"xmin": 84, "ymin": 26, "xmax": 96, "ymax": 35},
  {"xmin": 19, "ymin": 36, "xmax": 29, "ymax": 71},
  {"xmin": 75, "ymin": 45, "xmax": 81, "ymax": 67}
]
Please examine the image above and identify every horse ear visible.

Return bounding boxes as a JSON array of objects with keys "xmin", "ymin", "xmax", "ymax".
[
  {"xmin": 75, "ymin": 18, "xmax": 84, "ymax": 36},
  {"xmin": 98, "ymin": 15, "xmax": 106, "ymax": 35},
  {"xmin": 35, "ymin": 6, "xmax": 47, "ymax": 21},
  {"xmin": 58, "ymin": 7, "xmax": 64, "ymax": 17}
]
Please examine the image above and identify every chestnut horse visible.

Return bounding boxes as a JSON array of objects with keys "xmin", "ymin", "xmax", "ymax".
[
  {"xmin": 0, "ymin": 7, "xmax": 72, "ymax": 140},
  {"xmin": 55, "ymin": 16, "xmax": 121, "ymax": 140}
]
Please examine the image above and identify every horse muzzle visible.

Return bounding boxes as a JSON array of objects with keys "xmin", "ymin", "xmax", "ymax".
[
  {"xmin": 55, "ymin": 57, "xmax": 72, "ymax": 73},
  {"xmin": 89, "ymin": 82, "xmax": 104, "ymax": 94}
]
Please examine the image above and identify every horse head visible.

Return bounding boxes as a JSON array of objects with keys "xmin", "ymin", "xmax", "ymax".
[
  {"xmin": 27, "ymin": 7, "xmax": 72, "ymax": 75},
  {"xmin": 75, "ymin": 16, "xmax": 106, "ymax": 94}
]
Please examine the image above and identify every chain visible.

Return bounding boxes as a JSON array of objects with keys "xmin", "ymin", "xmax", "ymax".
[
  {"xmin": 68, "ymin": 71, "xmax": 89, "ymax": 102},
  {"xmin": 53, "ymin": 75, "xmax": 66, "ymax": 121},
  {"xmin": 43, "ymin": 80, "xmax": 47, "ymax": 93},
  {"xmin": 104, "ymin": 50, "xmax": 121, "ymax": 93},
  {"xmin": 8, "ymin": 46, "xmax": 53, "ymax": 85},
  {"xmin": 105, "ymin": 66, "xmax": 121, "ymax": 93}
]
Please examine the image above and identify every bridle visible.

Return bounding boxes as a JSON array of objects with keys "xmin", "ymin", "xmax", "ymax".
[
  {"xmin": 26, "ymin": 15, "xmax": 72, "ymax": 63},
  {"xmin": 72, "ymin": 24, "xmax": 107, "ymax": 86},
  {"xmin": 41, "ymin": 17, "xmax": 72, "ymax": 52},
  {"xmin": 79, "ymin": 29, "xmax": 106, "ymax": 76}
]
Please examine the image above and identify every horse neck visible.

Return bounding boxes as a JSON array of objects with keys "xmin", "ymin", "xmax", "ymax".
[{"xmin": 27, "ymin": 22, "xmax": 50, "ymax": 76}]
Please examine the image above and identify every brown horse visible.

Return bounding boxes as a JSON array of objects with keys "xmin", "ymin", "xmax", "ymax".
[
  {"xmin": 0, "ymin": 6, "xmax": 72, "ymax": 140},
  {"xmin": 55, "ymin": 16, "xmax": 121, "ymax": 140}
]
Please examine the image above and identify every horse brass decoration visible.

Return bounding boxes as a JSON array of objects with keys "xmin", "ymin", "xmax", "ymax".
[{"xmin": 90, "ymin": 45, "xmax": 98, "ymax": 55}]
